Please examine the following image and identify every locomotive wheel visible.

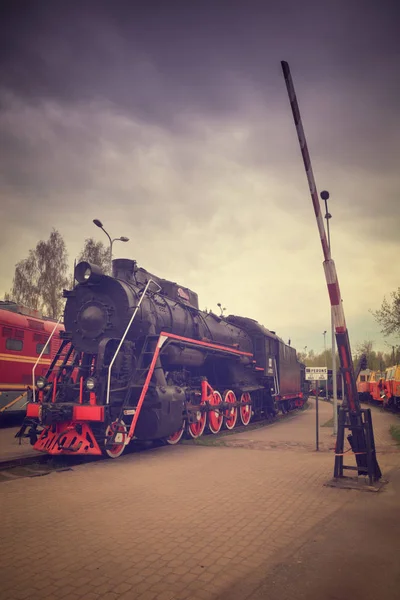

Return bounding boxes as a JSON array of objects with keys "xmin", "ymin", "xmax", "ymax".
[
  {"xmin": 223, "ymin": 390, "xmax": 238, "ymax": 430},
  {"xmin": 166, "ymin": 423, "xmax": 186, "ymax": 445},
  {"xmin": 103, "ymin": 420, "xmax": 127, "ymax": 459},
  {"xmin": 186, "ymin": 408, "xmax": 207, "ymax": 439},
  {"xmin": 208, "ymin": 391, "xmax": 223, "ymax": 434},
  {"xmin": 239, "ymin": 392, "xmax": 252, "ymax": 426}
]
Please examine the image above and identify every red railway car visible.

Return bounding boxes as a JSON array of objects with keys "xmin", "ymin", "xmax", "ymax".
[
  {"xmin": 368, "ymin": 371, "xmax": 385, "ymax": 404},
  {"xmin": 0, "ymin": 302, "xmax": 64, "ymax": 418},
  {"xmin": 356, "ymin": 369, "xmax": 372, "ymax": 402}
]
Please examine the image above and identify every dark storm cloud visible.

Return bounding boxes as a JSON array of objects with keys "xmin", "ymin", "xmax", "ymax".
[
  {"xmin": 0, "ymin": 0, "xmax": 399, "ymax": 352},
  {"xmin": 1, "ymin": 1, "xmax": 399, "ymax": 125}
]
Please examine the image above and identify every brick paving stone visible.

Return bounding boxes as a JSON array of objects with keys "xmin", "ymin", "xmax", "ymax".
[
  {"xmin": 135, "ymin": 592, "xmax": 158, "ymax": 600},
  {"xmin": 154, "ymin": 591, "xmax": 177, "ymax": 600},
  {"xmin": 2, "ymin": 402, "xmax": 399, "ymax": 600}
]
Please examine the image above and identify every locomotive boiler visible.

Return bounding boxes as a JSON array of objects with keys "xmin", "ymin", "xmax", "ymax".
[{"xmin": 18, "ymin": 258, "xmax": 307, "ymax": 458}]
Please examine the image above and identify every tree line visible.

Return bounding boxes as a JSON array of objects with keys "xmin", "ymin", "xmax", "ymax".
[
  {"xmin": 298, "ymin": 340, "xmax": 400, "ymax": 372},
  {"xmin": 2, "ymin": 229, "xmax": 400, "ymax": 353},
  {"xmin": 4, "ymin": 228, "xmax": 110, "ymax": 318}
]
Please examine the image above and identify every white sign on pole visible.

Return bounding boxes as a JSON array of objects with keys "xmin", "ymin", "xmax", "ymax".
[{"xmin": 305, "ymin": 367, "xmax": 327, "ymax": 381}]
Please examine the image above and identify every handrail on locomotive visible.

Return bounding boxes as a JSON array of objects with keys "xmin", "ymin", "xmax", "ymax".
[
  {"xmin": 105, "ymin": 278, "xmax": 161, "ymax": 405},
  {"xmin": 32, "ymin": 316, "xmax": 63, "ymax": 404}
]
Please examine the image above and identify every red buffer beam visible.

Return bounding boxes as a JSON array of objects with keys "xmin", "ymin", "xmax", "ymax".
[{"xmin": 280, "ymin": 60, "xmax": 360, "ymax": 415}]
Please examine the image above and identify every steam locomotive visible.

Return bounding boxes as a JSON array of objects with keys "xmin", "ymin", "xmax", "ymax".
[{"xmin": 18, "ymin": 259, "xmax": 308, "ymax": 458}]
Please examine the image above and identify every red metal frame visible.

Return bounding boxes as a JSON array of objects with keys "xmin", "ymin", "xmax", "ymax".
[
  {"xmin": 277, "ymin": 392, "xmax": 303, "ymax": 401},
  {"xmin": 201, "ymin": 379, "xmax": 217, "ymax": 402},
  {"xmin": 73, "ymin": 405, "xmax": 104, "ymax": 421},
  {"xmin": 34, "ymin": 421, "xmax": 102, "ymax": 456},
  {"xmin": 26, "ymin": 403, "xmax": 40, "ymax": 418},
  {"xmin": 161, "ymin": 331, "xmax": 253, "ymax": 357}
]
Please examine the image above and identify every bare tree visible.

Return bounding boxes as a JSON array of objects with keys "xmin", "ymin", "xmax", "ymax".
[
  {"xmin": 78, "ymin": 238, "xmax": 110, "ymax": 275},
  {"xmin": 9, "ymin": 249, "xmax": 41, "ymax": 310},
  {"xmin": 356, "ymin": 340, "xmax": 374, "ymax": 358},
  {"xmin": 36, "ymin": 230, "xmax": 69, "ymax": 318},
  {"xmin": 10, "ymin": 229, "xmax": 69, "ymax": 318},
  {"xmin": 372, "ymin": 288, "xmax": 400, "ymax": 337}
]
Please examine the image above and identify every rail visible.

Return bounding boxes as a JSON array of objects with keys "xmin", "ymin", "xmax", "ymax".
[
  {"xmin": 106, "ymin": 279, "xmax": 161, "ymax": 405},
  {"xmin": 32, "ymin": 316, "xmax": 63, "ymax": 403}
]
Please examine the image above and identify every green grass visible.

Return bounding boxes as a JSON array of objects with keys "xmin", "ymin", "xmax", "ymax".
[{"xmin": 389, "ymin": 424, "xmax": 400, "ymax": 444}]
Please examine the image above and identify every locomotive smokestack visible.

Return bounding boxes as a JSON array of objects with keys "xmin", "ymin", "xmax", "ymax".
[{"xmin": 112, "ymin": 258, "xmax": 137, "ymax": 281}]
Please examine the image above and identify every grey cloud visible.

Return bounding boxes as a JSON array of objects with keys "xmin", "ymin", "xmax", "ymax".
[
  {"xmin": 1, "ymin": 1, "xmax": 398, "ymax": 126},
  {"xmin": 1, "ymin": 0, "xmax": 399, "ymax": 354}
]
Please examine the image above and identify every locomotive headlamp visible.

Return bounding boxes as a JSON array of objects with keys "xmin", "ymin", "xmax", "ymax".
[
  {"xmin": 36, "ymin": 376, "xmax": 47, "ymax": 389},
  {"xmin": 75, "ymin": 261, "xmax": 104, "ymax": 284},
  {"xmin": 85, "ymin": 377, "xmax": 97, "ymax": 391}
]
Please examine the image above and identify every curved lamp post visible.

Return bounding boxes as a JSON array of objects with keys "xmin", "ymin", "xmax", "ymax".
[{"xmin": 93, "ymin": 219, "xmax": 129, "ymax": 272}]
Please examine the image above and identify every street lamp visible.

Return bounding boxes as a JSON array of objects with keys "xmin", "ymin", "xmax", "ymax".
[
  {"xmin": 93, "ymin": 219, "xmax": 129, "ymax": 273},
  {"xmin": 320, "ymin": 190, "xmax": 332, "ymax": 250},
  {"xmin": 320, "ymin": 190, "xmax": 338, "ymax": 434}
]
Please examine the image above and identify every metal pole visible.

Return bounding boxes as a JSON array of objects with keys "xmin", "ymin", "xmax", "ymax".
[
  {"xmin": 93, "ymin": 219, "xmax": 129, "ymax": 277},
  {"xmin": 32, "ymin": 316, "xmax": 63, "ymax": 403},
  {"xmin": 106, "ymin": 279, "xmax": 161, "ymax": 405},
  {"xmin": 281, "ymin": 61, "xmax": 360, "ymax": 414},
  {"xmin": 110, "ymin": 239, "xmax": 113, "ymax": 274},
  {"xmin": 315, "ymin": 380, "xmax": 319, "ymax": 451},
  {"xmin": 324, "ymin": 198, "xmax": 331, "ymax": 249},
  {"xmin": 323, "ymin": 330, "xmax": 327, "ymax": 398},
  {"xmin": 332, "ymin": 308, "xmax": 338, "ymax": 434},
  {"xmin": 281, "ymin": 60, "xmax": 382, "ymax": 480},
  {"xmin": 321, "ymin": 191, "xmax": 337, "ymax": 434},
  {"xmin": 342, "ymin": 373, "xmax": 345, "ymax": 404}
]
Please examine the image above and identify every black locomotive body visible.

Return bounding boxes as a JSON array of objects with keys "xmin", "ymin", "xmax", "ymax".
[{"xmin": 19, "ymin": 258, "xmax": 307, "ymax": 458}]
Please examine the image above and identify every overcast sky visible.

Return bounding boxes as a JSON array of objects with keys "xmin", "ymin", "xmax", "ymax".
[{"xmin": 0, "ymin": 0, "xmax": 399, "ymax": 356}]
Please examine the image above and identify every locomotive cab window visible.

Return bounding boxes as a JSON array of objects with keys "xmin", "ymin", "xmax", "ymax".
[
  {"xmin": 36, "ymin": 342, "xmax": 50, "ymax": 355},
  {"xmin": 6, "ymin": 338, "xmax": 23, "ymax": 351}
]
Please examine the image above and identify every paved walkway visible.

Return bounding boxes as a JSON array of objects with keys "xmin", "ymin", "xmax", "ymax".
[
  {"xmin": 213, "ymin": 398, "xmax": 399, "ymax": 457},
  {"xmin": 1, "ymin": 402, "xmax": 399, "ymax": 600},
  {"xmin": 0, "ymin": 425, "xmax": 38, "ymax": 464}
]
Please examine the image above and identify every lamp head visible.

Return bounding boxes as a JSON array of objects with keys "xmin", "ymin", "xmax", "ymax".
[
  {"xmin": 320, "ymin": 190, "xmax": 330, "ymax": 201},
  {"xmin": 120, "ymin": 236, "xmax": 129, "ymax": 242},
  {"xmin": 93, "ymin": 219, "xmax": 103, "ymax": 228}
]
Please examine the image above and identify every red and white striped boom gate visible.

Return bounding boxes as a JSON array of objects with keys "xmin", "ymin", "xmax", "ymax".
[{"xmin": 281, "ymin": 61, "xmax": 381, "ymax": 482}]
